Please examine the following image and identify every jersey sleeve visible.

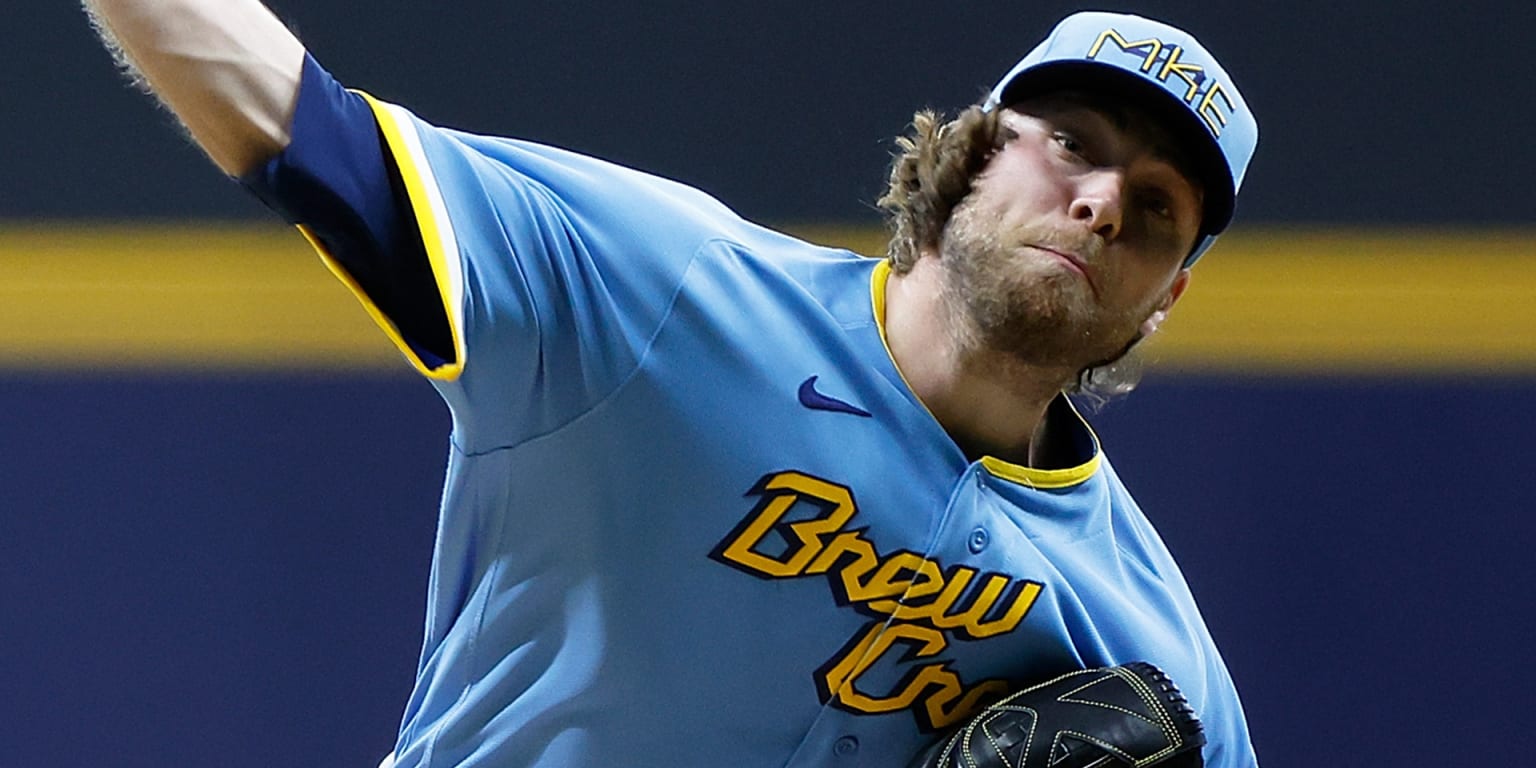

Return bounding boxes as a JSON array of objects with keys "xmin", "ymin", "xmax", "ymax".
[
  {"xmin": 242, "ymin": 56, "xmax": 752, "ymax": 450},
  {"xmin": 242, "ymin": 54, "xmax": 454, "ymax": 371}
]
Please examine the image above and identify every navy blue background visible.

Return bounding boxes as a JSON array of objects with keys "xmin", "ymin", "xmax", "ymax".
[
  {"xmin": 5, "ymin": 372, "xmax": 1530, "ymax": 765},
  {"xmin": 9, "ymin": 0, "xmax": 1534, "ymax": 225},
  {"xmin": 4, "ymin": 0, "xmax": 1534, "ymax": 765},
  {"xmin": 0, "ymin": 375, "xmax": 444, "ymax": 766}
]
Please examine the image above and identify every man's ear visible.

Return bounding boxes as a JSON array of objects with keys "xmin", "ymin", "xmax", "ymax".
[{"xmin": 1140, "ymin": 269, "xmax": 1191, "ymax": 337}]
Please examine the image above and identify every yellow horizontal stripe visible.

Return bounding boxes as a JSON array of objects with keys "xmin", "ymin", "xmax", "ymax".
[
  {"xmin": 1148, "ymin": 229, "xmax": 1536, "ymax": 374},
  {"xmin": 2, "ymin": 224, "xmax": 1534, "ymax": 373},
  {"xmin": 0, "ymin": 225, "xmax": 401, "ymax": 370}
]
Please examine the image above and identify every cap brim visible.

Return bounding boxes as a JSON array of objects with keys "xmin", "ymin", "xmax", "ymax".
[{"xmin": 994, "ymin": 60, "xmax": 1236, "ymax": 237}]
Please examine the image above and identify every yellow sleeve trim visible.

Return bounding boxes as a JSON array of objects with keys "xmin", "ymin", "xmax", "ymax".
[
  {"xmin": 300, "ymin": 91, "xmax": 466, "ymax": 382},
  {"xmin": 872, "ymin": 260, "xmax": 1100, "ymax": 489}
]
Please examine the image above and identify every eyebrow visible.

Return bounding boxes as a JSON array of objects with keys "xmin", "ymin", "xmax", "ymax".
[
  {"xmin": 1011, "ymin": 99, "xmax": 1206, "ymax": 227},
  {"xmin": 1025, "ymin": 95, "xmax": 1203, "ymax": 191}
]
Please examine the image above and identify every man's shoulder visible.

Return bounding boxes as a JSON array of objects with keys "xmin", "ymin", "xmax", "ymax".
[{"xmin": 692, "ymin": 235, "xmax": 884, "ymax": 313}]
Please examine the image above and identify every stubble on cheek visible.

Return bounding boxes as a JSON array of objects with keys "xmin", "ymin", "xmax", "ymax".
[{"xmin": 938, "ymin": 201, "xmax": 1157, "ymax": 374}]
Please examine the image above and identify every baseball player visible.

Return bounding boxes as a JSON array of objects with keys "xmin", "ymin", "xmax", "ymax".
[{"xmin": 85, "ymin": 2, "xmax": 1260, "ymax": 766}]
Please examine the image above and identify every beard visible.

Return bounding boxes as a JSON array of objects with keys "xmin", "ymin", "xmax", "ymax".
[{"xmin": 938, "ymin": 200, "xmax": 1153, "ymax": 377}]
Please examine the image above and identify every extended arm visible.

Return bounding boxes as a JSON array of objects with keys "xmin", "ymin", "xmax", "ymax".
[
  {"xmin": 83, "ymin": 0, "xmax": 306, "ymax": 176},
  {"xmin": 87, "ymin": 0, "xmax": 457, "ymax": 370}
]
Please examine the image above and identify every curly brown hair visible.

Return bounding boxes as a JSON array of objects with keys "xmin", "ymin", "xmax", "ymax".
[{"xmin": 876, "ymin": 106, "xmax": 1007, "ymax": 274}]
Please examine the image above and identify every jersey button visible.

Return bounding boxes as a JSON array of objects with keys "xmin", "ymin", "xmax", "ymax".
[
  {"xmin": 968, "ymin": 526, "xmax": 989, "ymax": 553},
  {"xmin": 833, "ymin": 735, "xmax": 860, "ymax": 756}
]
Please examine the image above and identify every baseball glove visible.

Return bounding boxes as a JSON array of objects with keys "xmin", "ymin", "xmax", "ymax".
[{"xmin": 906, "ymin": 662, "xmax": 1205, "ymax": 768}]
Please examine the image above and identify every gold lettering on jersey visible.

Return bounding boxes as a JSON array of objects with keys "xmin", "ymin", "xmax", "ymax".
[
  {"xmin": 1085, "ymin": 28, "xmax": 1233, "ymax": 137},
  {"xmin": 870, "ymin": 570, "xmax": 1043, "ymax": 639},
  {"xmin": 710, "ymin": 470, "xmax": 1043, "ymax": 731},
  {"xmin": 818, "ymin": 623, "xmax": 1009, "ymax": 729},
  {"xmin": 715, "ymin": 471, "xmax": 857, "ymax": 579}
]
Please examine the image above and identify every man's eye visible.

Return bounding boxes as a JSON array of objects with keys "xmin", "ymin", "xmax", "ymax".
[
  {"xmin": 1141, "ymin": 194, "xmax": 1188, "ymax": 231},
  {"xmin": 1053, "ymin": 132, "xmax": 1087, "ymax": 159}
]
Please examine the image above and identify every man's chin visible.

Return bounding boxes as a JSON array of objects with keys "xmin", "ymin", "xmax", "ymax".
[{"xmin": 982, "ymin": 310, "xmax": 1141, "ymax": 376}]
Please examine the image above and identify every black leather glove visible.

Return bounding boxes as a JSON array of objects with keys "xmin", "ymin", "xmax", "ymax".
[{"xmin": 906, "ymin": 662, "xmax": 1205, "ymax": 768}]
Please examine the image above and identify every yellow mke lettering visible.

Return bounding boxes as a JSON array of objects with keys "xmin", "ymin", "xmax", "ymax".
[
  {"xmin": 1156, "ymin": 46, "xmax": 1206, "ymax": 102},
  {"xmin": 1087, "ymin": 27, "xmax": 1234, "ymax": 137},
  {"xmin": 820, "ymin": 623, "xmax": 1010, "ymax": 730},
  {"xmin": 1086, "ymin": 29, "xmax": 1163, "ymax": 72},
  {"xmin": 1198, "ymin": 82, "xmax": 1233, "ymax": 137}
]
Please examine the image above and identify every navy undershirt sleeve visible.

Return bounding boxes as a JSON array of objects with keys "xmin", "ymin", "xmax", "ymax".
[{"xmin": 241, "ymin": 54, "xmax": 452, "ymax": 368}]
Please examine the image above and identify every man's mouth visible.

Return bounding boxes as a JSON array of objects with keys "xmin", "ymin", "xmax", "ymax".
[{"xmin": 1029, "ymin": 245, "xmax": 1098, "ymax": 297}]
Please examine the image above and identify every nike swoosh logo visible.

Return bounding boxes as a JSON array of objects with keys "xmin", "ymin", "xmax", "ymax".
[{"xmin": 797, "ymin": 376, "xmax": 872, "ymax": 417}]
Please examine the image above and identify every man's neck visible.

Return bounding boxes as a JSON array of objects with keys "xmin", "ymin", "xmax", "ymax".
[{"xmin": 883, "ymin": 257, "xmax": 1077, "ymax": 466}]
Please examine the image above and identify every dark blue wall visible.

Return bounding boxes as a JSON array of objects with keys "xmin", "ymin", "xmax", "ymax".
[
  {"xmin": 1093, "ymin": 375, "xmax": 1536, "ymax": 765},
  {"xmin": 1, "ymin": 374, "xmax": 445, "ymax": 767},
  {"xmin": 8, "ymin": 2, "xmax": 1535, "ymax": 765},
  {"xmin": 12, "ymin": 0, "xmax": 1535, "ymax": 225},
  {"xmin": 4, "ymin": 372, "xmax": 1531, "ymax": 765}
]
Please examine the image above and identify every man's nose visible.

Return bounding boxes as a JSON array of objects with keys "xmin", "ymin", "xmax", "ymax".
[{"xmin": 1069, "ymin": 169, "xmax": 1125, "ymax": 241}]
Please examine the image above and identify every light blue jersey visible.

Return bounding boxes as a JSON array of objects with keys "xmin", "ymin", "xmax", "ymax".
[{"xmin": 253, "ymin": 59, "xmax": 1256, "ymax": 768}]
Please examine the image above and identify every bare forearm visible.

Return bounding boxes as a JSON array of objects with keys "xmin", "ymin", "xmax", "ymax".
[{"xmin": 83, "ymin": 0, "xmax": 307, "ymax": 176}]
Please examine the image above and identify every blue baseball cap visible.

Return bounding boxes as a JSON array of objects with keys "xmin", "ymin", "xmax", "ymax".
[{"xmin": 984, "ymin": 12, "xmax": 1259, "ymax": 266}]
